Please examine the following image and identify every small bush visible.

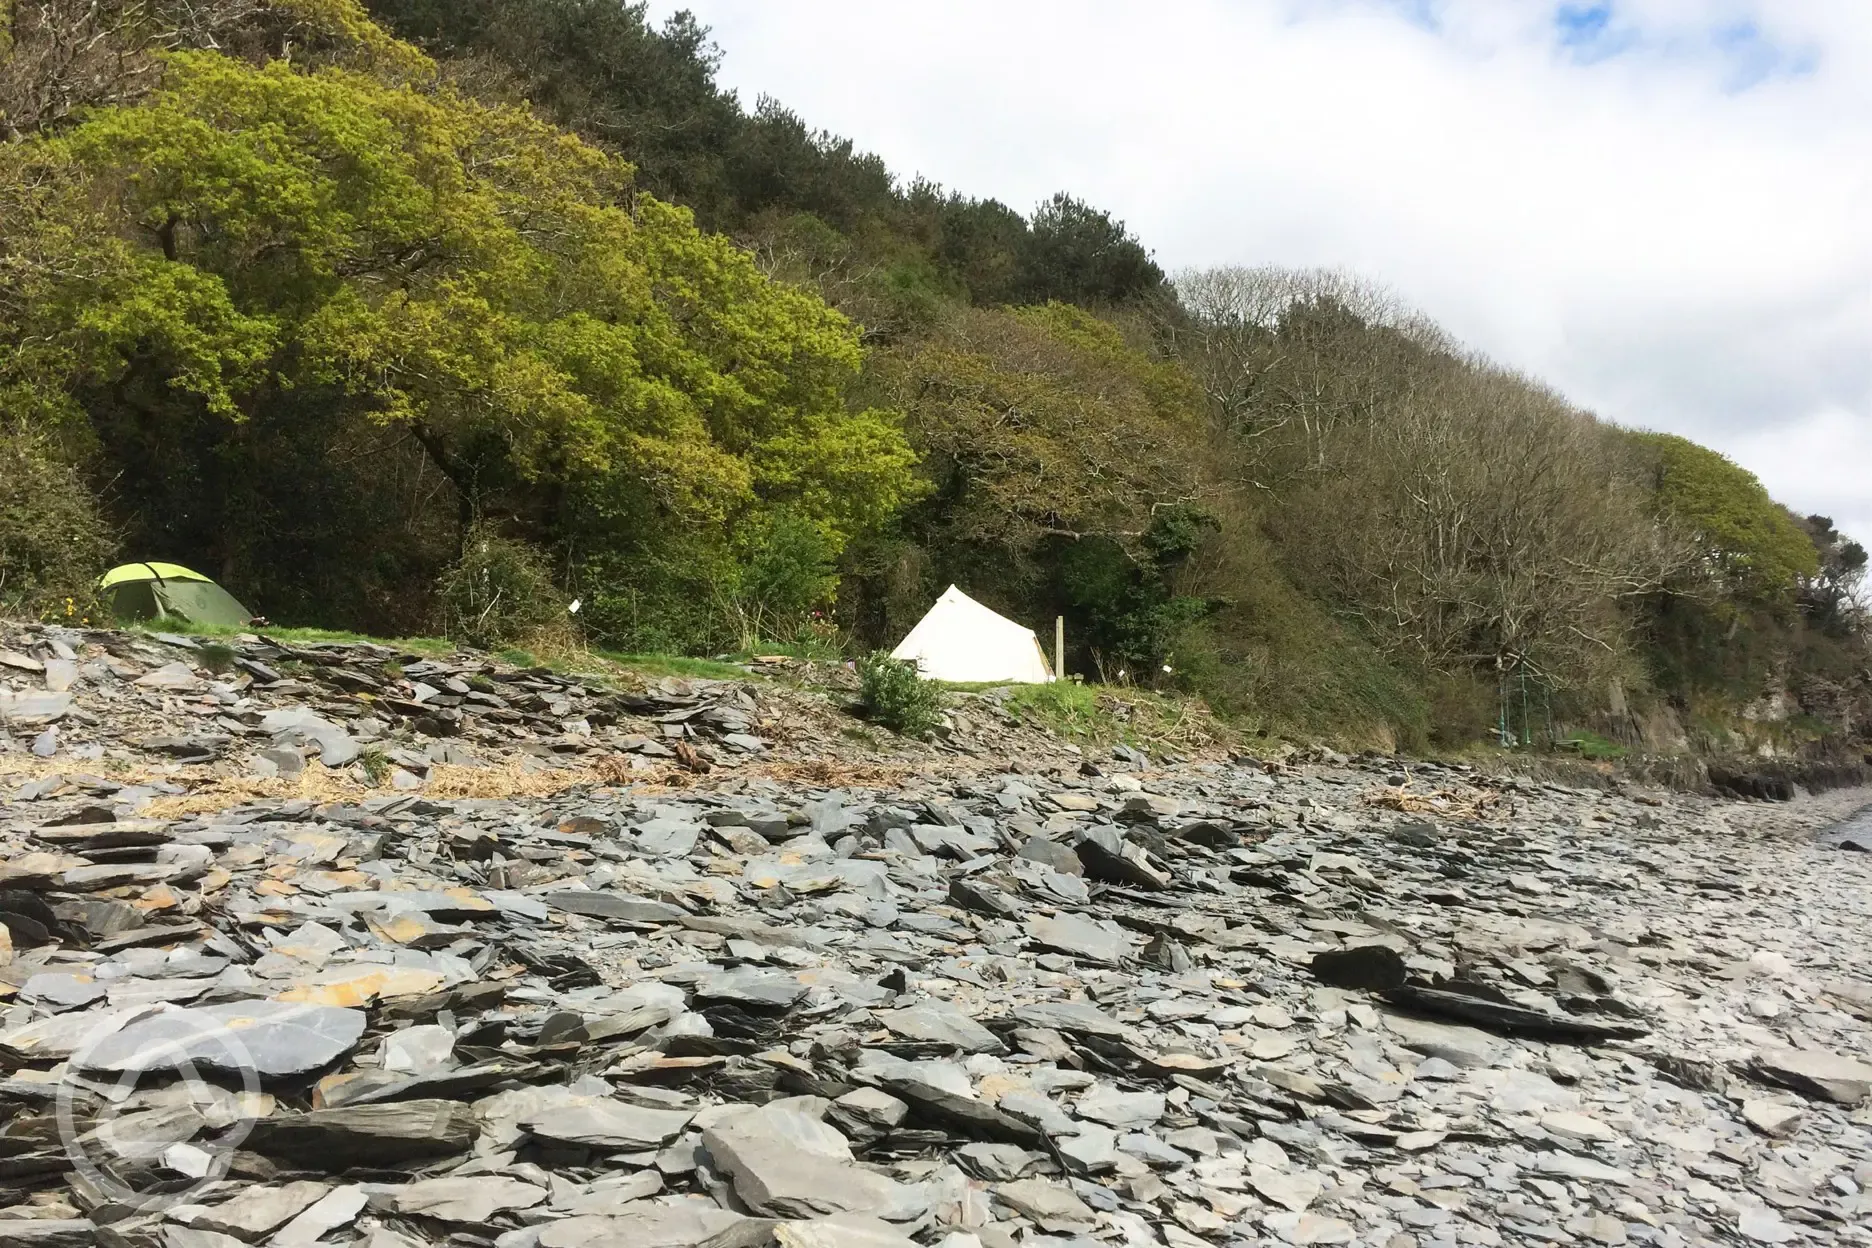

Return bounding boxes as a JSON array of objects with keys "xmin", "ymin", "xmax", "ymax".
[
  {"xmin": 1006, "ymin": 681, "xmax": 1104, "ymax": 738},
  {"xmin": 197, "ymin": 642, "xmax": 237, "ymax": 674},
  {"xmin": 437, "ymin": 523, "xmax": 563, "ymax": 650},
  {"xmin": 856, "ymin": 651, "xmax": 946, "ymax": 738},
  {"xmin": 356, "ymin": 747, "xmax": 391, "ymax": 785},
  {"xmin": 727, "ymin": 509, "xmax": 841, "ymax": 648},
  {"xmin": 0, "ymin": 430, "xmax": 114, "ymax": 619},
  {"xmin": 1558, "ymin": 731, "xmax": 1628, "ymax": 762}
]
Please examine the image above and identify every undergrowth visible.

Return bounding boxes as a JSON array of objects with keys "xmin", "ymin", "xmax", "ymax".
[
  {"xmin": 856, "ymin": 652, "xmax": 947, "ymax": 738},
  {"xmin": 1002, "ymin": 680, "xmax": 1235, "ymax": 755}
]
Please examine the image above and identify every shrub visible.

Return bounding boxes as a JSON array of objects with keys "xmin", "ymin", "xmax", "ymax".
[
  {"xmin": 0, "ymin": 430, "xmax": 115, "ymax": 619},
  {"xmin": 856, "ymin": 651, "xmax": 946, "ymax": 738},
  {"xmin": 724, "ymin": 508, "xmax": 842, "ymax": 650},
  {"xmin": 437, "ymin": 523, "xmax": 563, "ymax": 650},
  {"xmin": 1006, "ymin": 680, "xmax": 1103, "ymax": 738},
  {"xmin": 197, "ymin": 642, "xmax": 237, "ymax": 674},
  {"xmin": 356, "ymin": 747, "xmax": 391, "ymax": 785}
]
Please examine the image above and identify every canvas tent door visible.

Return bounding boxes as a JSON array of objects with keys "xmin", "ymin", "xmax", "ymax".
[
  {"xmin": 890, "ymin": 585, "xmax": 1054, "ymax": 684},
  {"xmin": 99, "ymin": 563, "xmax": 254, "ymax": 627}
]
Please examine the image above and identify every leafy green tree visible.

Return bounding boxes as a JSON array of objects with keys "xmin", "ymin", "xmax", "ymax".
[
  {"xmin": 862, "ymin": 302, "xmax": 1213, "ymax": 671},
  {"xmin": 1054, "ymin": 506, "xmax": 1219, "ymax": 679},
  {"xmin": 877, "ymin": 303, "xmax": 1207, "ymax": 554},
  {"xmin": 1017, "ymin": 193, "xmax": 1166, "ymax": 307},
  {"xmin": 1631, "ymin": 433, "xmax": 1819, "ymax": 604},
  {"xmin": 0, "ymin": 425, "xmax": 116, "ymax": 617},
  {"xmin": 0, "ymin": 36, "xmax": 919, "ymax": 632},
  {"xmin": 364, "ymin": 0, "xmax": 745, "ymax": 221},
  {"xmin": 1798, "ymin": 514, "xmax": 1867, "ymax": 637}
]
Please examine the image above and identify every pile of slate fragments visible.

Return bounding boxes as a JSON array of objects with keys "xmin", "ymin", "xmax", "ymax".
[
  {"xmin": 5, "ymin": 625, "xmax": 1872, "ymax": 1248},
  {"xmin": 0, "ymin": 624, "xmax": 780, "ymax": 797}
]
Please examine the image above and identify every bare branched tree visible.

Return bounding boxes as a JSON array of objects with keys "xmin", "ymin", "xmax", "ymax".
[{"xmin": 0, "ymin": 0, "xmax": 415, "ymax": 138}]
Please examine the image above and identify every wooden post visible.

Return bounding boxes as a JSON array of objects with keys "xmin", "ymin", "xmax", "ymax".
[{"xmin": 1054, "ymin": 616, "xmax": 1065, "ymax": 682}]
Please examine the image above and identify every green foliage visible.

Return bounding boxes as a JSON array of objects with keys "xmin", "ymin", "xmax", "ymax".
[
  {"xmin": 1004, "ymin": 681, "xmax": 1103, "ymax": 739},
  {"xmin": 1799, "ymin": 514, "xmax": 1867, "ymax": 637},
  {"xmin": 1632, "ymin": 432, "xmax": 1819, "ymax": 603},
  {"xmin": 196, "ymin": 642, "xmax": 237, "ymax": 673},
  {"xmin": 0, "ymin": 34, "xmax": 917, "ymax": 640},
  {"xmin": 0, "ymin": 0, "xmax": 1859, "ymax": 762},
  {"xmin": 356, "ymin": 746, "xmax": 391, "ymax": 784},
  {"xmin": 1558, "ymin": 731, "xmax": 1628, "ymax": 762},
  {"xmin": 364, "ymin": 2, "xmax": 1164, "ymax": 310},
  {"xmin": 361, "ymin": 0, "xmax": 741, "ymax": 216},
  {"xmin": 855, "ymin": 651, "xmax": 946, "ymax": 738},
  {"xmin": 1017, "ymin": 193, "xmax": 1166, "ymax": 307},
  {"xmin": 437, "ymin": 524, "xmax": 562, "ymax": 650},
  {"xmin": 874, "ymin": 302, "xmax": 1207, "ymax": 569},
  {"xmin": 1055, "ymin": 507, "xmax": 1219, "ymax": 680},
  {"xmin": 0, "ymin": 428, "xmax": 115, "ymax": 618},
  {"xmin": 593, "ymin": 651, "xmax": 750, "ymax": 681},
  {"xmin": 723, "ymin": 509, "xmax": 842, "ymax": 645}
]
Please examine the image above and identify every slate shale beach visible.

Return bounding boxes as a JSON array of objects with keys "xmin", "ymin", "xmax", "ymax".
[{"xmin": 3, "ymin": 626, "xmax": 1872, "ymax": 1248}]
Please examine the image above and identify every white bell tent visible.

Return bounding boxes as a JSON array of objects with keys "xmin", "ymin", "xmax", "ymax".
[{"xmin": 890, "ymin": 585, "xmax": 1054, "ymax": 684}]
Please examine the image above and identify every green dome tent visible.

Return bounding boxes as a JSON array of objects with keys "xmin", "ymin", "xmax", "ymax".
[{"xmin": 99, "ymin": 563, "xmax": 254, "ymax": 628}]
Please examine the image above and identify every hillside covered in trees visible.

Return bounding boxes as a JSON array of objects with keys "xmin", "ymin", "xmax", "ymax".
[{"xmin": 1, "ymin": 0, "xmax": 1864, "ymax": 756}]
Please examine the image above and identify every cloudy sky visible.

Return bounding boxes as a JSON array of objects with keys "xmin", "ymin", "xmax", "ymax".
[{"xmin": 648, "ymin": 0, "xmax": 1871, "ymax": 541}]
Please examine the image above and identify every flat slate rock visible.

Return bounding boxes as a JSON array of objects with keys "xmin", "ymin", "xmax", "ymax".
[
  {"xmin": 78, "ymin": 1001, "xmax": 365, "ymax": 1079},
  {"xmin": 773, "ymin": 1216, "xmax": 921, "ymax": 1248},
  {"xmin": 1383, "ymin": 984, "xmax": 1648, "ymax": 1043},
  {"xmin": 1009, "ymin": 999, "xmax": 1130, "ymax": 1039},
  {"xmin": 874, "ymin": 1002, "xmax": 1005, "ymax": 1054},
  {"xmin": 189, "ymin": 1181, "xmax": 332, "ymax": 1237},
  {"xmin": 876, "ymin": 1075, "xmax": 1043, "ymax": 1144},
  {"xmin": 520, "ymin": 1099, "xmax": 696, "ymax": 1148},
  {"xmin": 535, "ymin": 1206, "xmax": 771, "ymax": 1248},
  {"xmin": 702, "ymin": 1107, "xmax": 926, "ymax": 1221},
  {"xmin": 0, "ymin": 691, "xmax": 72, "ymax": 725},
  {"xmin": 694, "ymin": 967, "xmax": 809, "ymax": 1012},
  {"xmin": 254, "ymin": 1100, "xmax": 475, "ymax": 1165},
  {"xmin": 545, "ymin": 889, "xmax": 689, "ymax": 924},
  {"xmin": 0, "ymin": 1223, "xmax": 96, "ymax": 1248},
  {"xmin": 1310, "ymin": 944, "xmax": 1408, "ymax": 991},
  {"xmin": 1749, "ymin": 1046, "xmax": 1872, "ymax": 1104},
  {"xmin": 388, "ymin": 1175, "xmax": 548, "ymax": 1222},
  {"xmin": 1023, "ymin": 913, "xmax": 1139, "ymax": 963}
]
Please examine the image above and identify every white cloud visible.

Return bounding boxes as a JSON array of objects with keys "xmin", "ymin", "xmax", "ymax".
[{"xmin": 650, "ymin": 0, "xmax": 1872, "ymax": 537}]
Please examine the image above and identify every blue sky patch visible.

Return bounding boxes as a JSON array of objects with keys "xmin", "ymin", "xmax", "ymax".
[{"xmin": 1547, "ymin": 2, "xmax": 1819, "ymax": 87}]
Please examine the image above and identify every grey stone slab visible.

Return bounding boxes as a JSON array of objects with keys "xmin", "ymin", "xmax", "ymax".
[
  {"xmin": 387, "ymin": 1175, "xmax": 547, "ymax": 1222},
  {"xmin": 702, "ymin": 1106, "xmax": 927, "ymax": 1221},
  {"xmin": 1749, "ymin": 1047, "xmax": 1872, "ymax": 1104},
  {"xmin": 190, "ymin": 1181, "xmax": 331, "ymax": 1237},
  {"xmin": 874, "ymin": 1002, "xmax": 1005, "ymax": 1054},
  {"xmin": 254, "ymin": 1101, "xmax": 475, "ymax": 1165},
  {"xmin": 536, "ymin": 1205, "xmax": 770, "ymax": 1248},
  {"xmin": 0, "ymin": 691, "xmax": 72, "ymax": 724},
  {"xmin": 521, "ymin": 1099, "xmax": 695, "ymax": 1149},
  {"xmin": 79, "ymin": 1001, "xmax": 365, "ymax": 1079},
  {"xmin": 546, "ymin": 889, "xmax": 688, "ymax": 924},
  {"xmin": 1023, "ymin": 913, "xmax": 1138, "ymax": 962}
]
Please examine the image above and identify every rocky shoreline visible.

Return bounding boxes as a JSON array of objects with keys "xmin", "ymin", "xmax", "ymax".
[{"xmin": 4, "ymin": 625, "xmax": 1872, "ymax": 1247}]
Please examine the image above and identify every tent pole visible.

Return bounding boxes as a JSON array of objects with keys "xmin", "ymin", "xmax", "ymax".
[{"xmin": 1055, "ymin": 616, "xmax": 1065, "ymax": 682}]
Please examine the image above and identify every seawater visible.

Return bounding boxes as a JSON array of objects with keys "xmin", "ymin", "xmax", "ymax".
[{"xmin": 1820, "ymin": 800, "xmax": 1872, "ymax": 848}]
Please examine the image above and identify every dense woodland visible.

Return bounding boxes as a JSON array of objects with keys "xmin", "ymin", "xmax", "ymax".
[{"xmin": 0, "ymin": 0, "xmax": 1865, "ymax": 753}]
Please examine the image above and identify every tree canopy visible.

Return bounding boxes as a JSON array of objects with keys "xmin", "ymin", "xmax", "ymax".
[
  {"xmin": 1631, "ymin": 433, "xmax": 1819, "ymax": 604},
  {"xmin": 0, "ymin": 0, "xmax": 1861, "ymax": 754}
]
